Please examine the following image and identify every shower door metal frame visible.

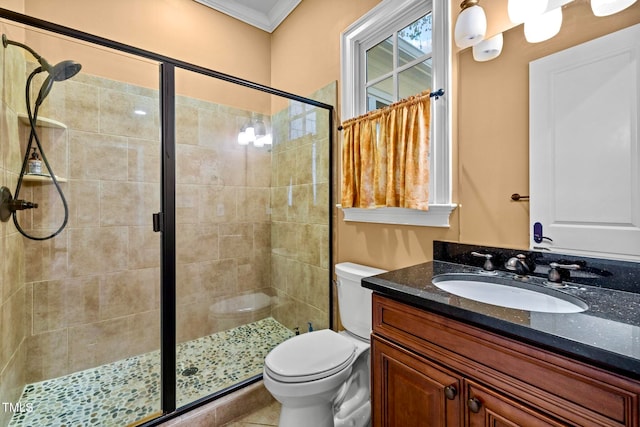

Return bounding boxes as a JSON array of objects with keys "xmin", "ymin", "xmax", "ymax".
[
  {"xmin": 159, "ymin": 63, "xmax": 177, "ymax": 414},
  {"xmin": 0, "ymin": 7, "xmax": 336, "ymax": 426}
]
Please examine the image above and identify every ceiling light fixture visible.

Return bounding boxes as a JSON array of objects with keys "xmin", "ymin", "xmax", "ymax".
[
  {"xmin": 590, "ymin": 0, "xmax": 637, "ymax": 16},
  {"xmin": 237, "ymin": 115, "xmax": 272, "ymax": 147},
  {"xmin": 473, "ymin": 33, "xmax": 503, "ymax": 61},
  {"xmin": 524, "ymin": 5, "xmax": 563, "ymax": 43},
  {"xmin": 454, "ymin": 0, "xmax": 487, "ymax": 49},
  {"xmin": 508, "ymin": 0, "xmax": 548, "ymax": 24}
]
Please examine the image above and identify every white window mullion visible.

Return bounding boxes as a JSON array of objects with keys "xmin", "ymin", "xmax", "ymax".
[{"xmin": 431, "ymin": 0, "xmax": 451, "ymax": 205}]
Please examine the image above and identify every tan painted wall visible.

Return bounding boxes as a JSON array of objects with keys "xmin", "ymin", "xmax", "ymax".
[
  {"xmin": 270, "ymin": 0, "xmax": 381, "ymax": 110},
  {"xmin": 458, "ymin": 1, "xmax": 640, "ymax": 250},
  {"xmin": 1, "ymin": 0, "xmax": 637, "ymax": 273},
  {"xmin": 0, "ymin": 0, "xmax": 273, "ymax": 111},
  {"xmin": 268, "ymin": 0, "xmax": 517, "ymax": 270},
  {"xmin": 271, "ymin": 0, "xmax": 460, "ymax": 270},
  {"xmin": 271, "ymin": 0, "xmax": 639, "ymax": 271},
  {"xmin": 12, "ymin": 0, "xmax": 271, "ymax": 84}
]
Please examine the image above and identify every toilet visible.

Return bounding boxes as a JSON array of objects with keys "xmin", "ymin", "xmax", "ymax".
[{"xmin": 263, "ymin": 262, "xmax": 386, "ymax": 427}]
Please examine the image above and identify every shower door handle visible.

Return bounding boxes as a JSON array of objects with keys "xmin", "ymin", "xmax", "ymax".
[{"xmin": 153, "ymin": 212, "xmax": 164, "ymax": 232}]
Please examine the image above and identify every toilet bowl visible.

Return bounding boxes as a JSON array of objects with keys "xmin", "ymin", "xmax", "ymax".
[{"xmin": 263, "ymin": 262, "xmax": 386, "ymax": 427}]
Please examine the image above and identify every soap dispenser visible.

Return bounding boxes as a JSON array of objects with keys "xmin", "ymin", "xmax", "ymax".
[{"xmin": 28, "ymin": 147, "xmax": 42, "ymax": 175}]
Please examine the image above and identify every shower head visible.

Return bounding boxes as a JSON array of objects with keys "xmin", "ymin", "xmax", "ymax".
[
  {"xmin": 50, "ymin": 60, "xmax": 82, "ymax": 81},
  {"xmin": 36, "ymin": 60, "xmax": 83, "ymax": 106}
]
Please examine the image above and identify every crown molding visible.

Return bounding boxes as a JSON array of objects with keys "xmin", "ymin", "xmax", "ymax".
[{"xmin": 193, "ymin": 0, "xmax": 301, "ymax": 33}]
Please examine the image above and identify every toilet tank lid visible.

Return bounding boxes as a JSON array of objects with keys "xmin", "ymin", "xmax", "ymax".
[{"xmin": 335, "ymin": 262, "xmax": 387, "ymax": 281}]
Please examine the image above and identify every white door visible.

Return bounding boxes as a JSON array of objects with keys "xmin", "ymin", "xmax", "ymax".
[{"xmin": 530, "ymin": 23, "xmax": 640, "ymax": 261}]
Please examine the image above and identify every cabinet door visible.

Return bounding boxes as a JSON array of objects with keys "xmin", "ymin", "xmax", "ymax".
[
  {"xmin": 372, "ymin": 335, "xmax": 461, "ymax": 427},
  {"xmin": 465, "ymin": 380, "xmax": 567, "ymax": 427}
]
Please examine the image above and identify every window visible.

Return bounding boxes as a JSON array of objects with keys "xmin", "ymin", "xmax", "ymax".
[
  {"xmin": 365, "ymin": 14, "xmax": 433, "ymax": 111},
  {"xmin": 340, "ymin": 0, "xmax": 456, "ymax": 227}
]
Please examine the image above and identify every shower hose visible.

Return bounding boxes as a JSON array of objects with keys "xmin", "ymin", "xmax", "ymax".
[{"xmin": 12, "ymin": 67, "xmax": 69, "ymax": 240}]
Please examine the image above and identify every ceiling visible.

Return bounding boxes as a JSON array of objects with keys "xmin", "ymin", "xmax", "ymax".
[{"xmin": 193, "ymin": 0, "xmax": 302, "ymax": 33}]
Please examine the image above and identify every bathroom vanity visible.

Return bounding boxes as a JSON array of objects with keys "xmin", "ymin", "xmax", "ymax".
[{"xmin": 363, "ymin": 242, "xmax": 640, "ymax": 427}]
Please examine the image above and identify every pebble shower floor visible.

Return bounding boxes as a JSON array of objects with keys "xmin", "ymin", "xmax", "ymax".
[{"xmin": 9, "ymin": 317, "xmax": 293, "ymax": 427}]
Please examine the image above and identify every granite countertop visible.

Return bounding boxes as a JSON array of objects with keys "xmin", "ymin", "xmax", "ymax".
[{"xmin": 363, "ymin": 253, "xmax": 640, "ymax": 380}]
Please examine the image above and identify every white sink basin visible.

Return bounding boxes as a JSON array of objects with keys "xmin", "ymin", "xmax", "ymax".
[{"xmin": 432, "ymin": 274, "xmax": 588, "ymax": 313}]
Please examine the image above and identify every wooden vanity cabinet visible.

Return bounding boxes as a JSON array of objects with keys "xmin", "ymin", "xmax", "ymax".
[
  {"xmin": 372, "ymin": 336, "xmax": 461, "ymax": 426},
  {"xmin": 371, "ymin": 294, "xmax": 640, "ymax": 427}
]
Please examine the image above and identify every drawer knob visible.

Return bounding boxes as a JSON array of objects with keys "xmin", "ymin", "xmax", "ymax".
[
  {"xmin": 467, "ymin": 397, "xmax": 482, "ymax": 413},
  {"xmin": 444, "ymin": 386, "xmax": 457, "ymax": 400}
]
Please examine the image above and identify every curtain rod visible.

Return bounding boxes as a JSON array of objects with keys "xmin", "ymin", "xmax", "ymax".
[{"xmin": 337, "ymin": 88, "xmax": 444, "ymax": 130}]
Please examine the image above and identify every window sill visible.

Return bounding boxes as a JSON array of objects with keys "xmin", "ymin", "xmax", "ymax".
[{"xmin": 337, "ymin": 204, "xmax": 457, "ymax": 227}]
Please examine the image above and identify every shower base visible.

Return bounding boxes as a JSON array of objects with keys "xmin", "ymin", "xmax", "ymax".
[{"xmin": 9, "ymin": 317, "xmax": 293, "ymax": 427}]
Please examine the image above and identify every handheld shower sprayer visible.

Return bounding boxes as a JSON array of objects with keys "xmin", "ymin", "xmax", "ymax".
[
  {"xmin": 37, "ymin": 60, "xmax": 82, "ymax": 106},
  {"xmin": 0, "ymin": 34, "xmax": 82, "ymax": 240}
]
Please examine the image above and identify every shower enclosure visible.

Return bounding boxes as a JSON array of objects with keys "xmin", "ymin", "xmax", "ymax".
[{"xmin": 0, "ymin": 10, "xmax": 333, "ymax": 427}]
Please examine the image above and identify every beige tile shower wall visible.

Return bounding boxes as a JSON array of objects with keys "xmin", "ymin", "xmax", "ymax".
[
  {"xmin": 269, "ymin": 84, "xmax": 335, "ymax": 333},
  {"xmin": 17, "ymin": 65, "xmax": 277, "ymax": 382},
  {"xmin": 0, "ymin": 38, "xmax": 27, "ymax": 427},
  {"xmin": 175, "ymin": 96, "xmax": 273, "ymax": 343},
  {"xmin": 18, "ymin": 70, "xmax": 162, "ymax": 382}
]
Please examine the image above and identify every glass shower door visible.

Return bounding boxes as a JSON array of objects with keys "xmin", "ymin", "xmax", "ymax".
[
  {"xmin": 172, "ymin": 67, "xmax": 333, "ymax": 409},
  {"xmin": 0, "ymin": 23, "xmax": 163, "ymax": 427}
]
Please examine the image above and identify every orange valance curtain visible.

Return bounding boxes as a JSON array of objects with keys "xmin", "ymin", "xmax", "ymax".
[{"xmin": 341, "ymin": 90, "xmax": 431, "ymax": 211}]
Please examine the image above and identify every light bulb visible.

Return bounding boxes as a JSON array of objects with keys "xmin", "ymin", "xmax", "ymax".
[
  {"xmin": 255, "ymin": 134, "xmax": 272, "ymax": 146},
  {"xmin": 245, "ymin": 126, "xmax": 256, "ymax": 142},
  {"xmin": 254, "ymin": 119, "xmax": 267, "ymax": 138},
  {"xmin": 473, "ymin": 33, "xmax": 503, "ymax": 62},
  {"xmin": 524, "ymin": 7, "xmax": 562, "ymax": 43},
  {"xmin": 237, "ymin": 131, "xmax": 250, "ymax": 145},
  {"xmin": 454, "ymin": 2, "xmax": 487, "ymax": 48},
  {"xmin": 508, "ymin": 0, "xmax": 548, "ymax": 24},
  {"xmin": 590, "ymin": 0, "xmax": 636, "ymax": 16}
]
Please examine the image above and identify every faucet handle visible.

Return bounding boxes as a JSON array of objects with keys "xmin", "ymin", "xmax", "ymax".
[
  {"xmin": 471, "ymin": 251, "xmax": 495, "ymax": 271},
  {"xmin": 549, "ymin": 262, "xmax": 581, "ymax": 270},
  {"xmin": 548, "ymin": 262, "xmax": 581, "ymax": 283}
]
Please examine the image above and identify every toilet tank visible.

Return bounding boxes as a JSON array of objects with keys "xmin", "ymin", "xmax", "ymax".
[{"xmin": 335, "ymin": 262, "xmax": 387, "ymax": 340}]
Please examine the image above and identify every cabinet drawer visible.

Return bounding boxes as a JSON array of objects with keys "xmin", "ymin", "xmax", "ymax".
[{"xmin": 372, "ymin": 294, "xmax": 640, "ymax": 427}]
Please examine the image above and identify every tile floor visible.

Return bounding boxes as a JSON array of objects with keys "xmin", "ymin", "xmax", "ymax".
[
  {"xmin": 223, "ymin": 399, "xmax": 281, "ymax": 427},
  {"xmin": 9, "ymin": 318, "xmax": 292, "ymax": 427}
]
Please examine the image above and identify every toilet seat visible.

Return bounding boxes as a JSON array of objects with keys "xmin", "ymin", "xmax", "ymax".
[{"xmin": 265, "ymin": 330, "xmax": 357, "ymax": 383}]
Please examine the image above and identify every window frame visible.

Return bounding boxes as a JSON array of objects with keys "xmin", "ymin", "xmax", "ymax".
[{"xmin": 340, "ymin": 0, "xmax": 456, "ymax": 227}]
